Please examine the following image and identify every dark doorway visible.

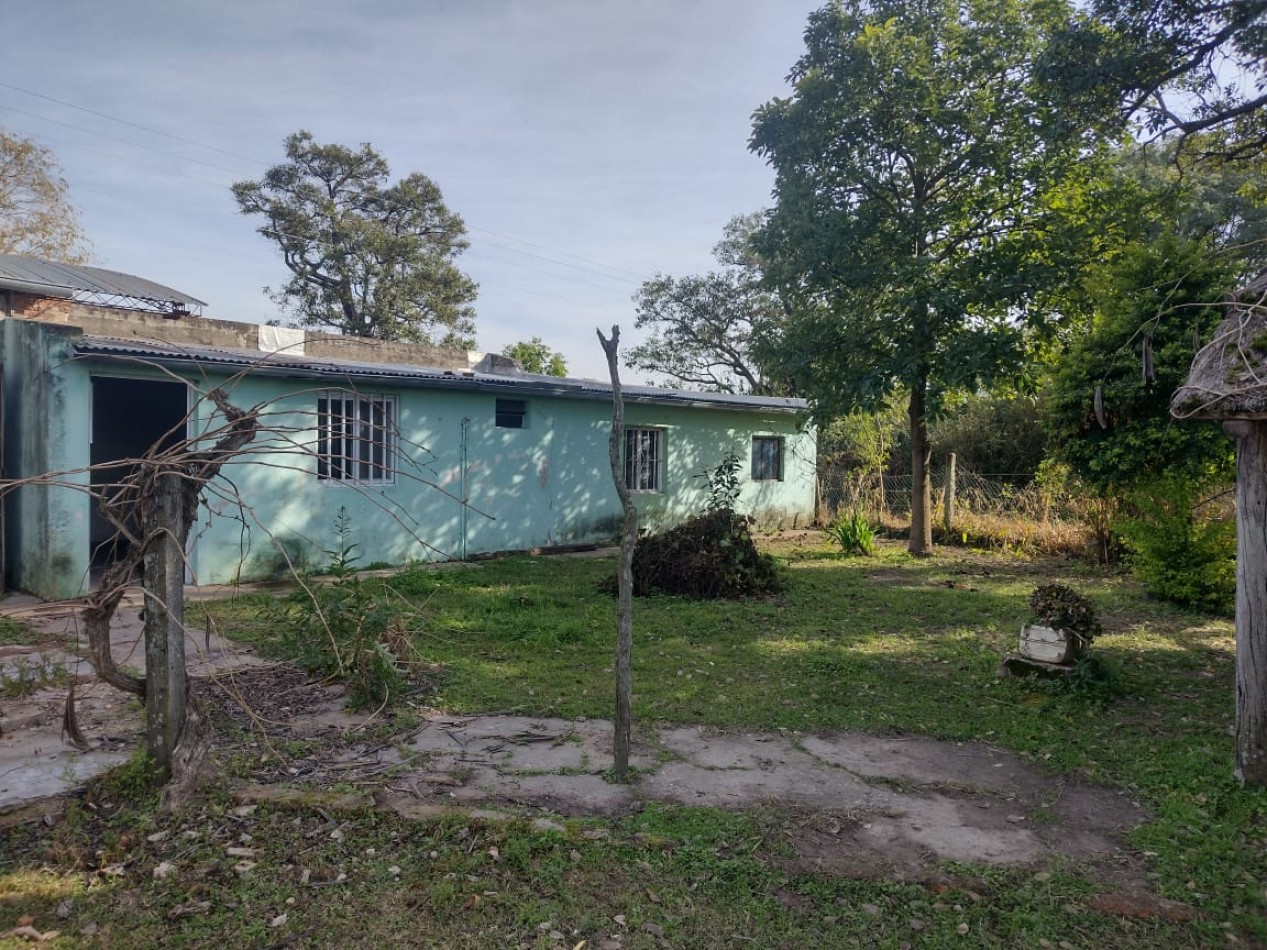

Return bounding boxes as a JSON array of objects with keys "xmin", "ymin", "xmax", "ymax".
[{"xmin": 90, "ymin": 376, "xmax": 189, "ymax": 568}]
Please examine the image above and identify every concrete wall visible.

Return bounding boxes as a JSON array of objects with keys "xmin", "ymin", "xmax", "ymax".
[
  {"xmin": 181, "ymin": 373, "xmax": 815, "ymax": 585},
  {"xmin": 1, "ymin": 319, "xmax": 91, "ymax": 599}
]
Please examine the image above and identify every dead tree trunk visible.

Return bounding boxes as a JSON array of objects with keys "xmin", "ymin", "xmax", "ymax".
[
  {"xmin": 598, "ymin": 325, "xmax": 638, "ymax": 782},
  {"xmin": 1227, "ymin": 419, "xmax": 1267, "ymax": 786}
]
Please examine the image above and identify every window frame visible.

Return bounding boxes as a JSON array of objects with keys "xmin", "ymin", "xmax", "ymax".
[
  {"xmin": 495, "ymin": 398, "xmax": 528, "ymax": 429},
  {"xmin": 316, "ymin": 391, "xmax": 397, "ymax": 486},
  {"xmin": 624, "ymin": 426, "xmax": 664, "ymax": 493},
  {"xmin": 751, "ymin": 435, "xmax": 784, "ymax": 482}
]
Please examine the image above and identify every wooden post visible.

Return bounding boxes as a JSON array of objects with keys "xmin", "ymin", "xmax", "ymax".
[
  {"xmin": 944, "ymin": 453, "xmax": 956, "ymax": 533},
  {"xmin": 143, "ymin": 473, "xmax": 187, "ymax": 774},
  {"xmin": 597, "ymin": 326, "xmax": 637, "ymax": 783},
  {"xmin": 1226, "ymin": 420, "xmax": 1267, "ymax": 786}
]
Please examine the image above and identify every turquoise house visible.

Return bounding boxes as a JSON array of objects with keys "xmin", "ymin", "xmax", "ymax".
[{"xmin": 0, "ymin": 259, "xmax": 815, "ymax": 600}]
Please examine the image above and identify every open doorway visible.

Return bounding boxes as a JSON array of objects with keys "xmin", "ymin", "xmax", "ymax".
[{"xmin": 89, "ymin": 376, "xmax": 189, "ymax": 569}]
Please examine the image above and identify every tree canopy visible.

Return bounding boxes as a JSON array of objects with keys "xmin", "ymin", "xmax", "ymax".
[
  {"xmin": 233, "ymin": 131, "xmax": 477, "ymax": 348},
  {"xmin": 0, "ymin": 128, "xmax": 90, "ymax": 263},
  {"xmin": 751, "ymin": 0, "xmax": 1101, "ymax": 553},
  {"xmin": 502, "ymin": 337, "xmax": 567, "ymax": 376},
  {"xmin": 1044, "ymin": 0, "xmax": 1267, "ymax": 158},
  {"xmin": 626, "ymin": 214, "xmax": 784, "ymax": 394}
]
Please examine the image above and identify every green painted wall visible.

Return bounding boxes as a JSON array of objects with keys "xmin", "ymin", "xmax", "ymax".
[
  {"xmin": 2, "ymin": 341, "xmax": 814, "ymax": 594},
  {"xmin": 181, "ymin": 373, "xmax": 815, "ymax": 585},
  {"xmin": 1, "ymin": 319, "xmax": 91, "ymax": 599}
]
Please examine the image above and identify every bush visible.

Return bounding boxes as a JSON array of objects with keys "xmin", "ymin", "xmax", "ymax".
[
  {"xmin": 826, "ymin": 509, "xmax": 876, "ymax": 556},
  {"xmin": 1028, "ymin": 583, "xmax": 1101, "ymax": 647},
  {"xmin": 1117, "ymin": 477, "xmax": 1235, "ymax": 612},
  {"xmin": 606, "ymin": 510, "xmax": 783, "ymax": 599}
]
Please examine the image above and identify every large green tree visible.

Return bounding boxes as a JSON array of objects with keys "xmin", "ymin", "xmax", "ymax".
[
  {"xmin": 233, "ymin": 131, "xmax": 477, "ymax": 347},
  {"xmin": 627, "ymin": 214, "xmax": 785, "ymax": 394},
  {"xmin": 0, "ymin": 128, "xmax": 90, "ymax": 263},
  {"xmin": 751, "ymin": 0, "xmax": 1103, "ymax": 553}
]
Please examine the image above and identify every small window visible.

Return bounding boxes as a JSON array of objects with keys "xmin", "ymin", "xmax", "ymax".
[
  {"xmin": 495, "ymin": 398, "xmax": 527, "ymax": 429},
  {"xmin": 317, "ymin": 392, "xmax": 396, "ymax": 484},
  {"xmin": 624, "ymin": 427, "xmax": 663, "ymax": 492},
  {"xmin": 752, "ymin": 436, "xmax": 783, "ymax": 481}
]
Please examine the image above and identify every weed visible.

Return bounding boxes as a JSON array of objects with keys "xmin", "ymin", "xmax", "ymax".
[
  {"xmin": 825, "ymin": 508, "xmax": 876, "ymax": 556},
  {"xmin": 0, "ymin": 655, "xmax": 69, "ymax": 698},
  {"xmin": 0, "ymin": 615, "xmax": 39, "ymax": 646}
]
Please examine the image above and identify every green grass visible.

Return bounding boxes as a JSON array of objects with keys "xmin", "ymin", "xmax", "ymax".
[
  {"xmin": 0, "ymin": 615, "xmax": 39, "ymax": 647},
  {"xmin": 3, "ymin": 536, "xmax": 1265, "ymax": 947}
]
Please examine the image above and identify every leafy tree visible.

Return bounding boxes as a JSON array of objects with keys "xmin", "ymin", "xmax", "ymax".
[
  {"xmin": 233, "ymin": 131, "xmax": 477, "ymax": 347},
  {"xmin": 1044, "ymin": 0, "xmax": 1267, "ymax": 158},
  {"xmin": 627, "ymin": 214, "xmax": 785, "ymax": 394},
  {"xmin": 750, "ymin": 0, "xmax": 1102, "ymax": 553},
  {"xmin": 0, "ymin": 128, "xmax": 90, "ymax": 263},
  {"xmin": 1043, "ymin": 232, "xmax": 1236, "ymax": 494},
  {"xmin": 502, "ymin": 337, "xmax": 567, "ymax": 376}
]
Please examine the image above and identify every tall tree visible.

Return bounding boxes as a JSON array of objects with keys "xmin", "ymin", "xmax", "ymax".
[
  {"xmin": 1044, "ymin": 1, "xmax": 1267, "ymax": 158},
  {"xmin": 502, "ymin": 336, "xmax": 567, "ymax": 376},
  {"xmin": 0, "ymin": 129, "xmax": 90, "ymax": 263},
  {"xmin": 627, "ymin": 214, "xmax": 784, "ymax": 394},
  {"xmin": 233, "ymin": 131, "xmax": 477, "ymax": 348},
  {"xmin": 751, "ymin": 0, "xmax": 1103, "ymax": 554}
]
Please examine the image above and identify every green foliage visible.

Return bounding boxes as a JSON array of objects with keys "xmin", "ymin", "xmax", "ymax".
[
  {"xmin": 612, "ymin": 510, "xmax": 782, "ymax": 599},
  {"xmin": 232, "ymin": 130, "xmax": 477, "ymax": 347},
  {"xmin": 268, "ymin": 509, "xmax": 420, "ymax": 708},
  {"xmin": 1042, "ymin": 0, "xmax": 1267, "ymax": 157},
  {"xmin": 0, "ymin": 614, "xmax": 38, "ymax": 646},
  {"xmin": 501, "ymin": 336, "xmax": 567, "ymax": 376},
  {"xmin": 929, "ymin": 392, "xmax": 1045, "ymax": 474},
  {"xmin": 628, "ymin": 214, "xmax": 785, "ymax": 394},
  {"xmin": 699, "ymin": 451, "xmax": 742, "ymax": 513},
  {"xmin": 1043, "ymin": 233, "xmax": 1236, "ymax": 494},
  {"xmin": 1028, "ymin": 583, "xmax": 1101, "ymax": 645},
  {"xmin": 1117, "ymin": 477, "xmax": 1235, "ymax": 612},
  {"xmin": 826, "ymin": 509, "xmax": 876, "ymax": 557}
]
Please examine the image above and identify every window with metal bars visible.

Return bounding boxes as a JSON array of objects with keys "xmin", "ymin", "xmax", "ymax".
[
  {"xmin": 624, "ymin": 427, "xmax": 663, "ymax": 492},
  {"xmin": 316, "ymin": 393, "xmax": 396, "ymax": 484},
  {"xmin": 751, "ymin": 436, "xmax": 783, "ymax": 481}
]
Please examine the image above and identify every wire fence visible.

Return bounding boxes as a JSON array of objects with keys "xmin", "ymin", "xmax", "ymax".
[{"xmin": 823, "ymin": 467, "xmax": 1058, "ymax": 521}]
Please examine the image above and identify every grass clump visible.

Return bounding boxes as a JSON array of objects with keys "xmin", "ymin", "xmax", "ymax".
[{"xmin": 826, "ymin": 508, "xmax": 876, "ymax": 556}]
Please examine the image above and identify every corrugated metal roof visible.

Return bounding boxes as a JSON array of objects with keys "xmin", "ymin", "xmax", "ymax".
[
  {"xmin": 70, "ymin": 336, "xmax": 808, "ymax": 414},
  {"xmin": 0, "ymin": 255, "xmax": 206, "ymax": 308}
]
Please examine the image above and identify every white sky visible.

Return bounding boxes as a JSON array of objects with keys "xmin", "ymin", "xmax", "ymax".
[{"xmin": 1, "ymin": 0, "xmax": 820, "ymax": 379}]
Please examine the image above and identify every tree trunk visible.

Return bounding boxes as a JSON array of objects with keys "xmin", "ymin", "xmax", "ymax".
[
  {"xmin": 1227, "ymin": 419, "xmax": 1267, "ymax": 786},
  {"xmin": 908, "ymin": 383, "xmax": 933, "ymax": 555},
  {"xmin": 143, "ymin": 473, "xmax": 189, "ymax": 775},
  {"xmin": 597, "ymin": 326, "xmax": 638, "ymax": 783}
]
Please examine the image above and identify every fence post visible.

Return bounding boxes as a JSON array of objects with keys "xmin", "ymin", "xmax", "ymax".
[
  {"xmin": 143, "ymin": 472, "xmax": 187, "ymax": 773},
  {"xmin": 944, "ymin": 453, "xmax": 956, "ymax": 532}
]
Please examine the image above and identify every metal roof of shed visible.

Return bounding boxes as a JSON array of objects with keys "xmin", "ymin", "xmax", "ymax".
[
  {"xmin": 0, "ymin": 255, "xmax": 205, "ymax": 313},
  {"xmin": 70, "ymin": 336, "xmax": 808, "ymax": 414}
]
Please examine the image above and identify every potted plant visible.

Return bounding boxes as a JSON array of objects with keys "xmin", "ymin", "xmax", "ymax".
[{"xmin": 1020, "ymin": 584, "xmax": 1101, "ymax": 665}]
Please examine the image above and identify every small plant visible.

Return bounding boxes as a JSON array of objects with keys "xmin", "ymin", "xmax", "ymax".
[
  {"xmin": 1028, "ymin": 584, "xmax": 1101, "ymax": 648},
  {"xmin": 698, "ymin": 451, "xmax": 743, "ymax": 514},
  {"xmin": 826, "ymin": 509, "xmax": 876, "ymax": 556},
  {"xmin": 268, "ymin": 509, "xmax": 425, "ymax": 708}
]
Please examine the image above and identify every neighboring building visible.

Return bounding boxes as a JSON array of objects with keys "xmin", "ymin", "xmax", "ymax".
[{"xmin": 0, "ymin": 256, "xmax": 815, "ymax": 600}]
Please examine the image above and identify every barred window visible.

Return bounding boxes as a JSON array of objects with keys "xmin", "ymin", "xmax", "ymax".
[
  {"xmin": 316, "ymin": 393, "xmax": 396, "ymax": 484},
  {"xmin": 751, "ymin": 436, "xmax": 783, "ymax": 481},
  {"xmin": 624, "ymin": 427, "xmax": 663, "ymax": 492}
]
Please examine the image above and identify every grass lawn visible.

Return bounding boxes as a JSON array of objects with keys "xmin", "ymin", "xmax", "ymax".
[{"xmin": 2, "ymin": 535, "xmax": 1264, "ymax": 948}]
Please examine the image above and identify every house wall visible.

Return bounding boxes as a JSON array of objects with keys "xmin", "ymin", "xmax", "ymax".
[
  {"xmin": 181, "ymin": 372, "xmax": 815, "ymax": 585},
  {"xmin": 0, "ymin": 318, "xmax": 91, "ymax": 598}
]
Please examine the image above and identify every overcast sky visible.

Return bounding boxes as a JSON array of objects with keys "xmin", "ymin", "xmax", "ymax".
[{"xmin": 1, "ymin": 1, "xmax": 821, "ymax": 378}]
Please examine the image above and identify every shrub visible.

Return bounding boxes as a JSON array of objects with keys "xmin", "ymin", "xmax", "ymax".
[
  {"xmin": 267, "ymin": 509, "xmax": 426, "ymax": 708},
  {"xmin": 1028, "ymin": 583, "xmax": 1101, "ymax": 648},
  {"xmin": 606, "ymin": 509, "xmax": 783, "ymax": 599},
  {"xmin": 1117, "ymin": 477, "xmax": 1235, "ymax": 612},
  {"xmin": 826, "ymin": 509, "xmax": 876, "ymax": 556}
]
